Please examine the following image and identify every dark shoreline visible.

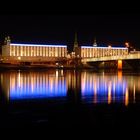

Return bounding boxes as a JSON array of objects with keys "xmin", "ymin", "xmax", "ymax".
[
  {"xmin": 0, "ymin": 63, "xmax": 140, "ymax": 71},
  {"xmin": 0, "ymin": 63, "xmax": 96, "ymax": 70}
]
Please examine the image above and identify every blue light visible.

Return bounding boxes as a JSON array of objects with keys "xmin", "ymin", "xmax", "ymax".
[
  {"xmin": 10, "ymin": 43, "xmax": 67, "ymax": 48},
  {"xmin": 9, "ymin": 72, "xmax": 67, "ymax": 100},
  {"xmin": 81, "ymin": 74, "xmax": 127, "ymax": 103},
  {"xmin": 10, "ymin": 84, "xmax": 67, "ymax": 100}
]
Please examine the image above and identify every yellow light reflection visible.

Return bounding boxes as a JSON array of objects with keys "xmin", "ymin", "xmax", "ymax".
[
  {"xmin": 61, "ymin": 70, "xmax": 63, "ymax": 76},
  {"xmin": 93, "ymin": 82, "xmax": 97, "ymax": 104},
  {"xmin": 108, "ymin": 81, "xmax": 112, "ymax": 104},
  {"xmin": 50, "ymin": 77, "xmax": 53, "ymax": 93},
  {"xmin": 118, "ymin": 70, "xmax": 122, "ymax": 81},
  {"xmin": 125, "ymin": 87, "xmax": 129, "ymax": 106},
  {"xmin": 18, "ymin": 71, "xmax": 21, "ymax": 88},
  {"xmin": 56, "ymin": 70, "xmax": 58, "ymax": 77},
  {"xmin": 133, "ymin": 84, "xmax": 136, "ymax": 103},
  {"xmin": 31, "ymin": 75, "xmax": 34, "ymax": 93}
]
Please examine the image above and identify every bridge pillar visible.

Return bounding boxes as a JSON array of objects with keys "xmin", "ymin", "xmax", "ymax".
[{"xmin": 118, "ymin": 60, "xmax": 122, "ymax": 70}]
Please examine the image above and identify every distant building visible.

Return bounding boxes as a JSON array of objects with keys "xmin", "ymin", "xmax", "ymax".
[
  {"xmin": 81, "ymin": 39, "xmax": 128, "ymax": 58},
  {"xmin": 1, "ymin": 36, "xmax": 129, "ymax": 64},
  {"xmin": 81, "ymin": 45, "xmax": 128, "ymax": 58},
  {"xmin": 2, "ymin": 37, "xmax": 67, "ymax": 63}
]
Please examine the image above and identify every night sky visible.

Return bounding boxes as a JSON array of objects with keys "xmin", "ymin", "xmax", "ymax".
[{"xmin": 0, "ymin": 14, "xmax": 140, "ymax": 51}]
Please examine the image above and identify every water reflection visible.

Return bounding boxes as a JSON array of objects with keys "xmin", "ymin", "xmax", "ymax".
[
  {"xmin": 81, "ymin": 71, "xmax": 133, "ymax": 105},
  {"xmin": 1, "ymin": 70, "xmax": 67, "ymax": 100},
  {"xmin": 0, "ymin": 70, "xmax": 140, "ymax": 105},
  {"xmin": 81, "ymin": 70, "xmax": 140, "ymax": 105}
]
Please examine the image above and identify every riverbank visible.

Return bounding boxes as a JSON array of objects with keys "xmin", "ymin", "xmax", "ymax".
[
  {"xmin": 0, "ymin": 63, "xmax": 139, "ymax": 71},
  {"xmin": 0, "ymin": 63, "xmax": 97, "ymax": 70}
]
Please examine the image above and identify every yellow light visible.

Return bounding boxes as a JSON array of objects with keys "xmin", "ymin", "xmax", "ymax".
[
  {"xmin": 61, "ymin": 70, "xmax": 63, "ymax": 76},
  {"xmin": 18, "ymin": 56, "xmax": 21, "ymax": 60},
  {"xmin": 133, "ymin": 84, "xmax": 136, "ymax": 103},
  {"xmin": 125, "ymin": 42, "xmax": 129, "ymax": 47},
  {"xmin": 125, "ymin": 87, "xmax": 129, "ymax": 106},
  {"xmin": 118, "ymin": 60, "xmax": 122, "ymax": 70},
  {"xmin": 18, "ymin": 71, "xmax": 21, "ymax": 88},
  {"xmin": 93, "ymin": 82, "xmax": 97, "ymax": 104},
  {"xmin": 108, "ymin": 81, "xmax": 112, "ymax": 104},
  {"xmin": 56, "ymin": 70, "xmax": 58, "ymax": 77},
  {"xmin": 118, "ymin": 70, "xmax": 122, "ymax": 81}
]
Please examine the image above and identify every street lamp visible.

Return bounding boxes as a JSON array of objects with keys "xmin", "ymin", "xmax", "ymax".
[{"xmin": 125, "ymin": 42, "xmax": 129, "ymax": 48}]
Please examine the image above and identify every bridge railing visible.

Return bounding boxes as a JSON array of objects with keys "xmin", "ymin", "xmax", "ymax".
[{"xmin": 81, "ymin": 53, "xmax": 140, "ymax": 62}]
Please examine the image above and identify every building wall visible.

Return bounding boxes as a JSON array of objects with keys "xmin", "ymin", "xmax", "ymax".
[
  {"xmin": 2, "ymin": 44, "xmax": 67, "ymax": 58},
  {"xmin": 81, "ymin": 46, "xmax": 128, "ymax": 58}
]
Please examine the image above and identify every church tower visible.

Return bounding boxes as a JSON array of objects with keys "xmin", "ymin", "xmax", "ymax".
[
  {"xmin": 2, "ymin": 36, "xmax": 11, "ymax": 56},
  {"xmin": 73, "ymin": 32, "xmax": 80, "ymax": 57},
  {"xmin": 73, "ymin": 32, "xmax": 78, "ymax": 51}
]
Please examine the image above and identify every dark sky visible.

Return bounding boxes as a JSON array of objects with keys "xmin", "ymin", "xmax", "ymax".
[{"xmin": 0, "ymin": 14, "xmax": 140, "ymax": 51}]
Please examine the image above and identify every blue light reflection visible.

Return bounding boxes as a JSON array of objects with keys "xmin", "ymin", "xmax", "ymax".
[
  {"xmin": 9, "ymin": 71, "xmax": 67, "ymax": 100},
  {"xmin": 81, "ymin": 72, "xmax": 128, "ymax": 104},
  {"xmin": 0, "ymin": 70, "xmax": 139, "ymax": 105}
]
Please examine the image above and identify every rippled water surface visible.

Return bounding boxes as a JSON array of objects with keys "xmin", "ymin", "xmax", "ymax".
[{"xmin": 0, "ymin": 69, "xmax": 140, "ymax": 128}]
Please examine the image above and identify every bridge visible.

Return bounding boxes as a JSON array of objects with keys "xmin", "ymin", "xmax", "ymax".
[
  {"xmin": 81, "ymin": 53, "xmax": 140, "ymax": 62},
  {"xmin": 81, "ymin": 52, "xmax": 140, "ymax": 69}
]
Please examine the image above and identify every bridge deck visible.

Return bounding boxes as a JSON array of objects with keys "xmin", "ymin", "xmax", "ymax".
[{"xmin": 81, "ymin": 53, "xmax": 140, "ymax": 62}]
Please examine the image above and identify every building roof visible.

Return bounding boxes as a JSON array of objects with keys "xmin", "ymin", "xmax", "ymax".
[
  {"xmin": 81, "ymin": 45, "xmax": 127, "ymax": 49},
  {"xmin": 10, "ymin": 43, "xmax": 67, "ymax": 47}
]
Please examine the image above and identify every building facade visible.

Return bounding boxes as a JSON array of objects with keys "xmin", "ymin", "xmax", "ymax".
[
  {"xmin": 81, "ymin": 46, "xmax": 128, "ymax": 58},
  {"xmin": 2, "ymin": 37, "xmax": 67, "ymax": 63},
  {"xmin": 1, "ymin": 36, "xmax": 129, "ymax": 65},
  {"xmin": 3, "ymin": 44, "xmax": 67, "ymax": 58}
]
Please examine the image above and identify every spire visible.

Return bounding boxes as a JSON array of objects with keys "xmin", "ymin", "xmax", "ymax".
[
  {"xmin": 73, "ymin": 32, "xmax": 80, "ymax": 57},
  {"xmin": 74, "ymin": 32, "xmax": 78, "ymax": 46},
  {"xmin": 73, "ymin": 32, "xmax": 78, "ymax": 52},
  {"xmin": 93, "ymin": 37, "xmax": 97, "ymax": 47}
]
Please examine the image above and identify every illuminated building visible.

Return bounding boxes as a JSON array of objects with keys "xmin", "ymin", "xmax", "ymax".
[
  {"xmin": 72, "ymin": 35, "xmax": 128, "ymax": 58},
  {"xmin": 2, "ymin": 37, "xmax": 67, "ymax": 63},
  {"xmin": 81, "ymin": 43, "xmax": 128, "ymax": 58},
  {"xmin": 1, "ymin": 36, "xmax": 129, "ymax": 65}
]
